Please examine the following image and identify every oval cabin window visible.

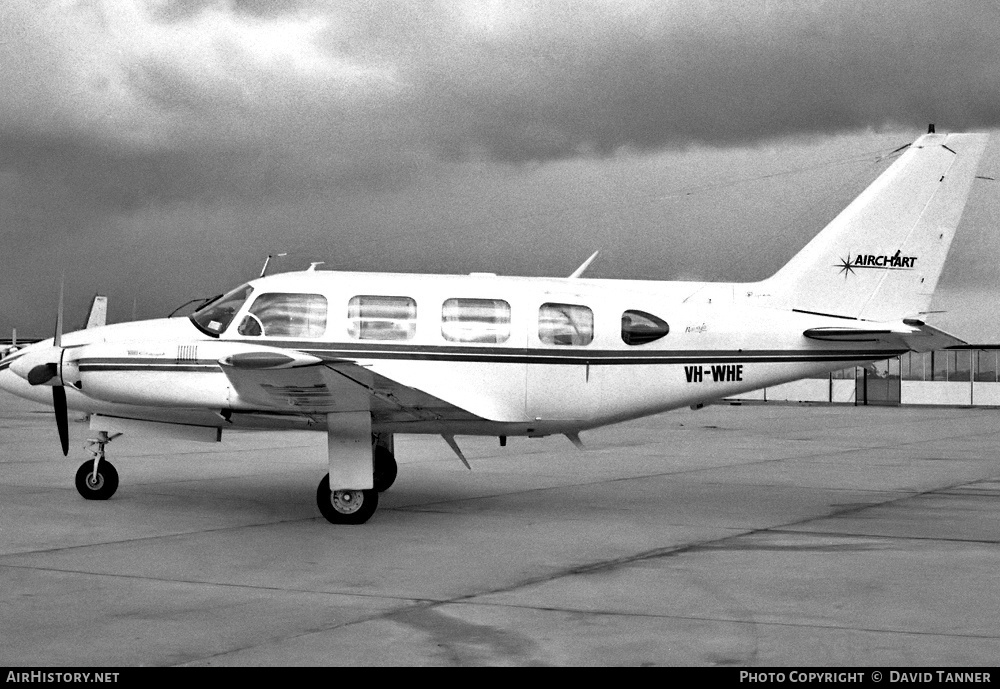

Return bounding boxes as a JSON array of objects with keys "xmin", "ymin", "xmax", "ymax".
[{"xmin": 621, "ymin": 310, "xmax": 669, "ymax": 345}]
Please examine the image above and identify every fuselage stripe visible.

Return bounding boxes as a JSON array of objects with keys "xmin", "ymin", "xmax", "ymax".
[{"xmin": 76, "ymin": 347, "xmax": 908, "ymax": 372}]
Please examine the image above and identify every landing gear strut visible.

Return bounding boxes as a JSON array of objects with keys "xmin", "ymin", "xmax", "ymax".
[{"xmin": 75, "ymin": 431, "xmax": 121, "ymax": 500}]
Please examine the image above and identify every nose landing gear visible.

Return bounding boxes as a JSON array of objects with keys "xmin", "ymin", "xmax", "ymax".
[{"xmin": 75, "ymin": 431, "xmax": 122, "ymax": 500}]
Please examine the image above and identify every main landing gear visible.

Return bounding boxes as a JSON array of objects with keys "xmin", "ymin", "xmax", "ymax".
[
  {"xmin": 316, "ymin": 429, "xmax": 397, "ymax": 525},
  {"xmin": 75, "ymin": 431, "xmax": 121, "ymax": 500}
]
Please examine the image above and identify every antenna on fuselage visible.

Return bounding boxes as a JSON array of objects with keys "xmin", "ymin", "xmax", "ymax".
[
  {"xmin": 307, "ymin": 262, "xmax": 325, "ymax": 271},
  {"xmin": 568, "ymin": 250, "xmax": 600, "ymax": 279},
  {"xmin": 260, "ymin": 253, "xmax": 288, "ymax": 278}
]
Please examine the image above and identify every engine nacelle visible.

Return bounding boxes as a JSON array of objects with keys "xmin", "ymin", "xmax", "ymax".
[
  {"xmin": 69, "ymin": 340, "xmax": 323, "ymax": 409},
  {"xmin": 72, "ymin": 341, "xmax": 233, "ymax": 408}
]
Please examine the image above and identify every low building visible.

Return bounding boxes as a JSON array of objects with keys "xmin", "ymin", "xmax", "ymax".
[{"xmin": 730, "ymin": 347, "xmax": 1000, "ymax": 407}]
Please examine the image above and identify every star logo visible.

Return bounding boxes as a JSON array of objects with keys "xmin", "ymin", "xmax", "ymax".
[{"xmin": 835, "ymin": 255, "xmax": 856, "ymax": 278}]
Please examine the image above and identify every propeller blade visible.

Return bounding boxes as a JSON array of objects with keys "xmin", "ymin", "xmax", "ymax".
[
  {"xmin": 53, "ymin": 385, "xmax": 69, "ymax": 456},
  {"xmin": 54, "ymin": 277, "xmax": 65, "ymax": 348},
  {"xmin": 27, "ymin": 363, "xmax": 58, "ymax": 386}
]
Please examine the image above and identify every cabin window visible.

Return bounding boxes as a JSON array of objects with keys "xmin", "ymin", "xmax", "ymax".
[
  {"xmin": 237, "ymin": 293, "xmax": 328, "ymax": 338},
  {"xmin": 538, "ymin": 303, "xmax": 593, "ymax": 346},
  {"xmin": 348, "ymin": 295, "xmax": 417, "ymax": 341},
  {"xmin": 190, "ymin": 283, "xmax": 253, "ymax": 336},
  {"xmin": 621, "ymin": 310, "xmax": 669, "ymax": 345},
  {"xmin": 442, "ymin": 298, "xmax": 511, "ymax": 343}
]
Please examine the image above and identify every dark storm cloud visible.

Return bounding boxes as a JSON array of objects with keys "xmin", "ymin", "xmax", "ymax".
[
  {"xmin": 396, "ymin": 0, "xmax": 1000, "ymax": 160},
  {"xmin": 1, "ymin": 0, "xmax": 998, "ymax": 211}
]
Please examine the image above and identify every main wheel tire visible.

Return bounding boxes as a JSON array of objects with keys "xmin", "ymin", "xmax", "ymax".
[
  {"xmin": 75, "ymin": 460, "xmax": 119, "ymax": 500},
  {"xmin": 316, "ymin": 474, "xmax": 378, "ymax": 524},
  {"xmin": 372, "ymin": 446, "xmax": 398, "ymax": 493}
]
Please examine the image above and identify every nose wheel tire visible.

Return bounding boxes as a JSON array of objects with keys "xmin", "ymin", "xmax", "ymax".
[
  {"xmin": 316, "ymin": 474, "xmax": 378, "ymax": 524},
  {"xmin": 75, "ymin": 460, "xmax": 119, "ymax": 500}
]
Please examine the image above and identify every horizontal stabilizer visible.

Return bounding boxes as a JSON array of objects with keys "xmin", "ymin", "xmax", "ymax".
[
  {"xmin": 803, "ymin": 328, "xmax": 894, "ymax": 342},
  {"xmin": 804, "ymin": 321, "xmax": 966, "ymax": 352},
  {"xmin": 896, "ymin": 322, "xmax": 967, "ymax": 352}
]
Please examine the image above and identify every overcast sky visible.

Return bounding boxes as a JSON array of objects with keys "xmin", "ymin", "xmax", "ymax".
[{"xmin": 2, "ymin": 0, "xmax": 999, "ymax": 340}]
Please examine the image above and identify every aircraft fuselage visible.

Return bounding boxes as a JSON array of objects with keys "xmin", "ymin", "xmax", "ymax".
[{"xmin": 0, "ymin": 270, "xmax": 902, "ymax": 438}]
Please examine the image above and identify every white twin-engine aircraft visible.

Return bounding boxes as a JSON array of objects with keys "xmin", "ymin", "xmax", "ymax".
[{"xmin": 0, "ymin": 131, "xmax": 989, "ymax": 524}]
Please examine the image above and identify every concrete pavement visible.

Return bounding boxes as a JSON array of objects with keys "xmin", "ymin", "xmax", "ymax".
[{"xmin": 1, "ymin": 396, "xmax": 998, "ymax": 666}]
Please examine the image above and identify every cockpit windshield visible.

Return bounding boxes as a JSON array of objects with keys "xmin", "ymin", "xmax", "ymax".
[{"xmin": 190, "ymin": 283, "xmax": 253, "ymax": 336}]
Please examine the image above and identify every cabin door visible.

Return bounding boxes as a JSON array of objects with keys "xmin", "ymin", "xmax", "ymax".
[{"xmin": 525, "ymin": 299, "xmax": 599, "ymax": 421}]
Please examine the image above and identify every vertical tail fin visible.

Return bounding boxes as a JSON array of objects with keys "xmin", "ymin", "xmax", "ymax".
[
  {"xmin": 83, "ymin": 295, "xmax": 108, "ymax": 330},
  {"xmin": 762, "ymin": 132, "xmax": 988, "ymax": 321}
]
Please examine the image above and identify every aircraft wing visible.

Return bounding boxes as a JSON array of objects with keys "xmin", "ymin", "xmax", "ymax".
[
  {"xmin": 803, "ymin": 321, "xmax": 966, "ymax": 352},
  {"xmin": 219, "ymin": 353, "xmax": 486, "ymax": 425}
]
